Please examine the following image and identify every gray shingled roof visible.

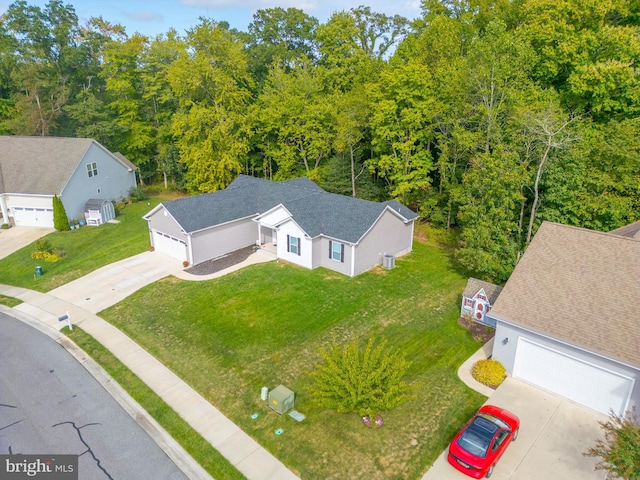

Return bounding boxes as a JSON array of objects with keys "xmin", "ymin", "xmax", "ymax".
[
  {"xmin": 161, "ymin": 175, "xmax": 418, "ymax": 243},
  {"xmin": 462, "ymin": 278, "xmax": 503, "ymax": 304},
  {"xmin": 489, "ymin": 221, "xmax": 640, "ymax": 368},
  {"xmin": 0, "ymin": 136, "xmax": 94, "ymax": 195},
  {"xmin": 610, "ymin": 221, "xmax": 640, "ymax": 239}
]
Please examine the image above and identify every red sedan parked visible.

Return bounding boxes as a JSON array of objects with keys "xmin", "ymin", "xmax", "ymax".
[{"xmin": 447, "ymin": 405, "xmax": 520, "ymax": 478}]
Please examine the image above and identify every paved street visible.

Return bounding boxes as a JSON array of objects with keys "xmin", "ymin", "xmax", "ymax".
[{"xmin": 0, "ymin": 312, "xmax": 188, "ymax": 480}]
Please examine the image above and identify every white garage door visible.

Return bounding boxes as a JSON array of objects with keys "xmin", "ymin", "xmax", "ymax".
[
  {"xmin": 13, "ymin": 207, "xmax": 54, "ymax": 227},
  {"xmin": 152, "ymin": 230, "xmax": 187, "ymax": 261},
  {"xmin": 514, "ymin": 338, "xmax": 633, "ymax": 415}
]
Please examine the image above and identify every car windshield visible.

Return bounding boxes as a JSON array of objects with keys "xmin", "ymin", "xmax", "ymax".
[{"xmin": 457, "ymin": 414, "xmax": 500, "ymax": 458}]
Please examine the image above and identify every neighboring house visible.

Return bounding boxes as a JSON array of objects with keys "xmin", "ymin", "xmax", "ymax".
[
  {"xmin": 0, "ymin": 136, "xmax": 137, "ymax": 228},
  {"xmin": 144, "ymin": 175, "xmax": 418, "ymax": 277},
  {"xmin": 489, "ymin": 221, "xmax": 640, "ymax": 416},
  {"xmin": 460, "ymin": 278, "xmax": 503, "ymax": 327}
]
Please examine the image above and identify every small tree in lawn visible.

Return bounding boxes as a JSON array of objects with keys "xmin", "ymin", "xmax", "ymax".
[
  {"xmin": 309, "ymin": 337, "xmax": 414, "ymax": 419},
  {"xmin": 52, "ymin": 195, "xmax": 69, "ymax": 231},
  {"xmin": 585, "ymin": 407, "xmax": 640, "ymax": 480}
]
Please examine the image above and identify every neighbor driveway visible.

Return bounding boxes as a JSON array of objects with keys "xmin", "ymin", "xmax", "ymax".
[
  {"xmin": 0, "ymin": 226, "xmax": 54, "ymax": 259},
  {"xmin": 421, "ymin": 377, "xmax": 607, "ymax": 480}
]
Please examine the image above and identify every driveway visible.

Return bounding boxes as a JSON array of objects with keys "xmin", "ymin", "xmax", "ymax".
[
  {"xmin": 47, "ymin": 251, "xmax": 183, "ymax": 314},
  {"xmin": 0, "ymin": 226, "xmax": 54, "ymax": 259},
  {"xmin": 421, "ymin": 377, "xmax": 608, "ymax": 480}
]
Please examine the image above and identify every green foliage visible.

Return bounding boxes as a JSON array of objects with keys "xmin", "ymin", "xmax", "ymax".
[
  {"xmin": 52, "ymin": 195, "xmax": 69, "ymax": 231},
  {"xmin": 471, "ymin": 359, "xmax": 506, "ymax": 388},
  {"xmin": 129, "ymin": 185, "xmax": 148, "ymax": 201},
  {"xmin": 30, "ymin": 250, "xmax": 62, "ymax": 262},
  {"xmin": 586, "ymin": 407, "xmax": 640, "ymax": 480},
  {"xmin": 33, "ymin": 238, "xmax": 53, "ymax": 253},
  {"xmin": 309, "ymin": 337, "xmax": 415, "ymax": 417}
]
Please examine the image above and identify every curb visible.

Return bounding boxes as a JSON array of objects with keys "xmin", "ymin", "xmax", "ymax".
[{"xmin": 0, "ymin": 305, "xmax": 213, "ymax": 480}]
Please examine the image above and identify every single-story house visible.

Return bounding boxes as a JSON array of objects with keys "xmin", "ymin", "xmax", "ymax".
[
  {"xmin": 0, "ymin": 136, "xmax": 137, "ymax": 228},
  {"xmin": 460, "ymin": 278, "xmax": 503, "ymax": 327},
  {"xmin": 144, "ymin": 175, "xmax": 418, "ymax": 277},
  {"xmin": 489, "ymin": 221, "xmax": 640, "ymax": 416}
]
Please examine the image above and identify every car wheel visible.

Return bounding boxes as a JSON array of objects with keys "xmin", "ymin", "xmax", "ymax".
[
  {"xmin": 486, "ymin": 465, "xmax": 494, "ymax": 478},
  {"xmin": 513, "ymin": 428, "xmax": 519, "ymax": 441}
]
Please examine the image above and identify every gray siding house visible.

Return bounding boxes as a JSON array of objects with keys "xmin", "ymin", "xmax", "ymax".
[
  {"xmin": 0, "ymin": 136, "xmax": 137, "ymax": 227},
  {"xmin": 489, "ymin": 221, "xmax": 640, "ymax": 416},
  {"xmin": 144, "ymin": 175, "xmax": 418, "ymax": 276}
]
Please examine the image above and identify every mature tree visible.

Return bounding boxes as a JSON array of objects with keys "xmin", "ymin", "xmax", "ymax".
[
  {"xmin": 367, "ymin": 61, "xmax": 436, "ymax": 204},
  {"xmin": 100, "ymin": 33, "xmax": 156, "ymax": 180},
  {"xmin": 332, "ymin": 88, "xmax": 369, "ymax": 197},
  {"xmin": 456, "ymin": 150, "xmax": 524, "ymax": 282},
  {"xmin": 169, "ymin": 20, "xmax": 253, "ymax": 192},
  {"xmin": 255, "ymin": 61, "xmax": 335, "ymax": 179},
  {"xmin": 141, "ymin": 30, "xmax": 184, "ymax": 188},
  {"xmin": 2, "ymin": 0, "xmax": 79, "ymax": 134},
  {"xmin": 245, "ymin": 7, "xmax": 318, "ymax": 86}
]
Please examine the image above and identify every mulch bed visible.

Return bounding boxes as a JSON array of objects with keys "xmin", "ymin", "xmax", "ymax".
[
  {"xmin": 458, "ymin": 316, "xmax": 495, "ymax": 345},
  {"xmin": 184, "ymin": 246, "xmax": 256, "ymax": 276}
]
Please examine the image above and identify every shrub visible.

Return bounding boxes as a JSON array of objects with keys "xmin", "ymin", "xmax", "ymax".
[
  {"xmin": 34, "ymin": 238, "xmax": 53, "ymax": 253},
  {"xmin": 585, "ymin": 407, "xmax": 640, "ymax": 479},
  {"xmin": 31, "ymin": 251, "xmax": 62, "ymax": 262},
  {"xmin": 129, "ymin": 185, "xmax": 149, "ymax": 201},
  {"xmin": 472, "ymin": 358, "xmax": 506, "ymax": 388},
  {"xmin": 1, "ymin": 223, "xmax": 9, "ymax": 229},
  {"xmin": 309, "ymin": 337, "xmax": 415, "ymax": 418},
  {"xmin": 52, "ymin": 194, "xmax": 70, "ymax": 231}
]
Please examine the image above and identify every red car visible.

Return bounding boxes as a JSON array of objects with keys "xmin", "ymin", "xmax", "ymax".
[{"xmin": 447, "ymin": 405, "xmax": 520, "ymax": 478}]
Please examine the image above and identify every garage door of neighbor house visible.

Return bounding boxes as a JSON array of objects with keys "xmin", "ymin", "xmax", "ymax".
[
  {"xmin": 513, "ymin": 338, "xmax": 633, "ymax": 415},
  {"xmin": 152, "ymin": 230, "xmax": 187, "ymax": 261},
  {"xmin": 13, "ymin": 207, "xmax": 54, "ymax": 227}
]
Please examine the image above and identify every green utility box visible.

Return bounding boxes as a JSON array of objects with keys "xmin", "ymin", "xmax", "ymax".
[{"xmin": 268, "ymin": 385, "xmax": 295, "ymax": 415}]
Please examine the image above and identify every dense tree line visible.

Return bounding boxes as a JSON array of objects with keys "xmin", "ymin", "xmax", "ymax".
[{"xmin": 1, "ymin": 0, "xmax": 638, "ymax": 281}]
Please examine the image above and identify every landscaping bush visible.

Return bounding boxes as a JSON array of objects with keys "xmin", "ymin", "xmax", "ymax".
[
  {"xmin": 31, "ymin": 251, "xmax": 62, "ymax": 262},
  {"xmin": 1, "ymin": 223, "xmax": 9, "ymax": 229},
  {"xmin": 129, "ymin": 185, "xmax": 149, "ymax": 201},
  {"xmin": 309, "ymin": 337, "xmax": 415, "ymax": 418},
  {"xmin": 472, "ymin": 358, "xmax": 506, "ymax": 388},
  {"xmin": 53, "ymin": 194, "xmax": 70, "ymax": 231},
  {"xmin": 34, "ymin": 238, "xmax": 53, "ymax": 253}
]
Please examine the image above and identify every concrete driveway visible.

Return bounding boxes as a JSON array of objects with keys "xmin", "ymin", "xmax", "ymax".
[
  {"xmin": 47, "ymin": 251, "xmax": 183, "ymax": 314},
  {"xmin": 421, "ymin": 377, "xmax": 608, "ymax": 480},
  {"xmin": 0, "ymin": 226, "xmax": 54, "ymax": 259}
]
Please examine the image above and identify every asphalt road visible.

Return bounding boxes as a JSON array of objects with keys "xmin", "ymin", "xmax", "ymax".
[{"xmin": 0, "ymin": 312, "xmax": 188, "ymax": 480}]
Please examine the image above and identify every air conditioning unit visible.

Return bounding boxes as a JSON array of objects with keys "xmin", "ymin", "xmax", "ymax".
[{"xmin": 382, "ymin": 254, "xmax": 395, "ymax": 269}]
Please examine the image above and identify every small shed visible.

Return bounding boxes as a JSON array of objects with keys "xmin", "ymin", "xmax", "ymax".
[
  {"xmin": 461, "ymin": 278, "xmax": 503, "ymax": 327},
  {"xmin": 268, "ymin": 385, "xmax": 295, "ymax": 415},
  {"xmin": 84, "ymin": 199, "xmax": 115, "ymax": 226}
]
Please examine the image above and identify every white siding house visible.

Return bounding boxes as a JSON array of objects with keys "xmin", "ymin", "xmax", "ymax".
[{"xmin": 144, "ymin": 175, "xmax": 418, "ymax": 276}]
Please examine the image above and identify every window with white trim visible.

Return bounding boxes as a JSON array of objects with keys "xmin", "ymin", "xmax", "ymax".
[
  {"xmin": 287, "ymin": 235, "xmax": 300, "ymax": 255},
  {"xmin": 86, "ymin": 162, "xmax": 98, "ymax": 177},
  {"xmin": 329, "ymin": 240, "xmax": 344, "ymax": 263}
]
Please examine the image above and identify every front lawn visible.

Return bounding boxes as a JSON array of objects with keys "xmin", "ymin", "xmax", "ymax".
[
  {"xmin": 101, "ymin": 231, "xmax": 486, "ymax": 479},
  {"xmin": 0, "ymin": 193, "xmax": 179, "ymax": 292}
]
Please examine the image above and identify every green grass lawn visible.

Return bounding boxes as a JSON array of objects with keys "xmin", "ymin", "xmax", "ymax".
[
  {"xmin": 0, "ymin": 194, "xmax": 178, "ymax": 292},
  {"xmin": 100, "ymin": 230, "xmax": 487, "ymax": 479}
]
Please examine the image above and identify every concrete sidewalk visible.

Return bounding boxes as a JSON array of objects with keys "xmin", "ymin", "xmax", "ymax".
[{"xmin": 0, "ymin": 282, "xmax": 298, "ymax": 480}]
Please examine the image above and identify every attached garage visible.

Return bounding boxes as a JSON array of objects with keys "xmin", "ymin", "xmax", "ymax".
[
  {"xmin": 489, "ymin": 222, "xmax": 640, "ymax": 418},
  {"xmin": 151, "ymin": 230, "xmax": 187, "ymax": 261},
  {"xmin": 12, "ymin": 206, "xmax": 54, "ymax": 227},
  {"xmin": 513, "ymin": 338, "xmax": 633, "ymax": 415}
]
